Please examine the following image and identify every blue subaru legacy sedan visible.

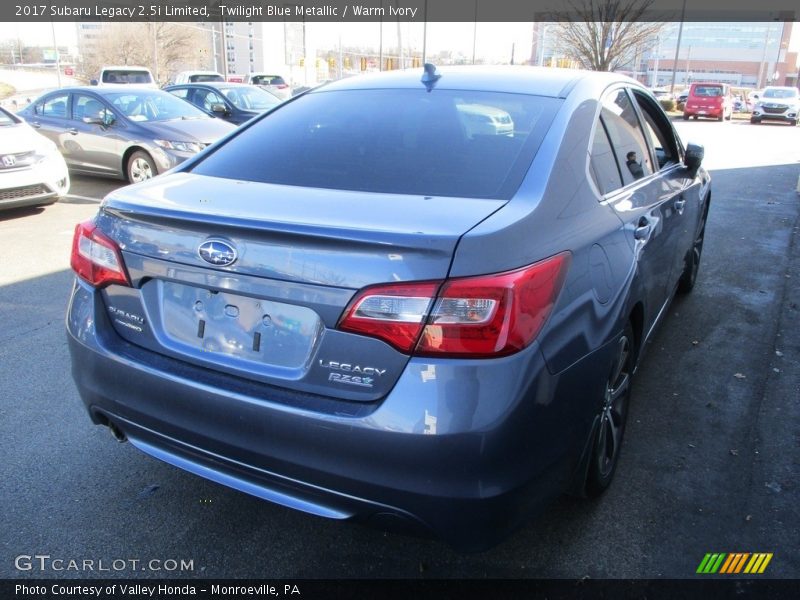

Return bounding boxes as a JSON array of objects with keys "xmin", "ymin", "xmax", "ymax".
[{"xmin": 67, "ymin": 66, "xmax": 710, "ymax": 550}]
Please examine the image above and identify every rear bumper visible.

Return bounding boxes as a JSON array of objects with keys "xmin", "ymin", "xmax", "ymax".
[{"xmin": 67, "ymin": 279, "xmax": 612, "ymax": 549}]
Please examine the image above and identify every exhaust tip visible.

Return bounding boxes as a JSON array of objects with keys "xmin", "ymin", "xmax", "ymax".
[{"xmin": 108, "ymin": 422, "xmax": 127, "ymax": 443}]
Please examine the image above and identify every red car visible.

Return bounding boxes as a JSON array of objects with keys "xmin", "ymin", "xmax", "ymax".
[{"xmin": 683, "ymin": 82, "xmax": 733, "ymax": 121}]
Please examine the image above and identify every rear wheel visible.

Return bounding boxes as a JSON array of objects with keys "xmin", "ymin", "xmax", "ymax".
[
  {"xmin": 790, "ymin": 118, "xmax": 798, "ymax": 127},
  {"xmin": 682, "ymin": 113, "xmax": 690, "ymax": 120},
  {"xmin": 127, "ymin": 151, "xmax": 157, "ymax": 183},
  {"xmin": 585, "ymin": 323, "xmax": 634, "ymax": 497}
]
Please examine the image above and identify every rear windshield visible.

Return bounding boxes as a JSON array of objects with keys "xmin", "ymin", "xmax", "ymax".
[
  {"xmin": 692, "ymin": 86, "xmax": 723, "ymax": 97},
  {"xmin": 250, "ymin": 75, "xmax": 286, "ymax": 86},
  {"xmin": 190, "ymin": 74, "xmax": 224, "ymax": 82},
  {"xmin": 103, "ymin": 70, "xmax": 153, "ymax": 84},
  {"xmin": 191, "ymin": 89, "xmax": 560, "ymax": 199}
]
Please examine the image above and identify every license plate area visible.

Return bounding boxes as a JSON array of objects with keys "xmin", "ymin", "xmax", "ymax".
[{"xmin": 159, "ymin": 281, "xmax": 322, "ymax": 370}]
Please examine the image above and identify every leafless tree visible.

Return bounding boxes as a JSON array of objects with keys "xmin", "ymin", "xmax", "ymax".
[
  {"xmin": 549, "ymin": 0, "xmax": 665, "ymax": 72},
  {"xmin": 78, "ymin": 23, "xmax": 210, "ymax": 84}
]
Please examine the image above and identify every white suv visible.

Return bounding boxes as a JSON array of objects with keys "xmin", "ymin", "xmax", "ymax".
[
  {"xmin": 751, "ymin": 86, "xmax": 800, "ymax": 126},
  {"xmin": 92, "ymin": 67, "xmax": 157, "ymax": 89}
]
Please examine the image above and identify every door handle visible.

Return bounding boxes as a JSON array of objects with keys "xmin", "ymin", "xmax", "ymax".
[
  {"xmin": 68, "ymin": 128, "xmax": 79, "ymax": 135},
  {"xmin": 31, "ymin": 121, "xmax": 41, "ymax": 128},
  {"xmin": 634, "ymin": 218, "xmax": 652, "ymax": 241},
  {"xmin": 674, "ymin": 198, "xmax": 686, "ymax": 214}
]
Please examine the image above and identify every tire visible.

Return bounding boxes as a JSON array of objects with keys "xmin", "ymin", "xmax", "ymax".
[
  {"xmin": 677, "ymin": 206, "xmax": 708, "ymax": 294},
  {"xmin": 790, "ymin": 119, "xmax": 798, "ymax": 127},
  {"xmin": 692, "ymin": 115, "xmax": 698, "ymax": 120},
  {"xmin": 717, "ymin": 112, "xmax": 724, "ymax": 122},
  {"xmin": 682, "ymin": 113, "xmax": 690, "ymax": 120},
  {"xmin": 126, "ymin": 150, "xmax": 157, "ymax": 183},
  {"xmin": 750, "ymin": 117, "xmax": 760, "ymax": 124},
  {"xmin": 585, "ymin": 323, "xmax": 635, "ymax": 498}
]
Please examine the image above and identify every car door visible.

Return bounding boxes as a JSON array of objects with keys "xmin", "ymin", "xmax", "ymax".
[
  {"xmin": 68, "ymin": 92, "xmax": 125, "ymax": 177},
  {"xmin": 593, "ymin": 87, "xmax": 683, "ymax": 333},
  {"xmin": 26, "ymin": 92, "xmax": 71, "ymax": 160},
  {"xmin": 629, "ymin": 87, "xmax": 702, "ymax": 294}
]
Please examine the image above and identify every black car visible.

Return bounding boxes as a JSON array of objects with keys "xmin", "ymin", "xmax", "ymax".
[{"xmin": 166, "ymin": 82, "xmax": 282, "ymax": 126}]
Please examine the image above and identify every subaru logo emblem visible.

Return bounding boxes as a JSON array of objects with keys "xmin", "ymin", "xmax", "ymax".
[
  {"xmin": 1, "ymin": 155, "xmax": 15, "ymax": 167},
  {"xmin": 198, "ymin": 239, "xmax": 237, "ymax": 267}
]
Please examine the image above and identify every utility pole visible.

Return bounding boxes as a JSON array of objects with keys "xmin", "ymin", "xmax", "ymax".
[
  {"xmin": 669, "ymin": 0, "xmax": 686, "ymax": 96},
  {"xmin": 50, "ymin": 21, "xmax": 62, "ymax": 88}
]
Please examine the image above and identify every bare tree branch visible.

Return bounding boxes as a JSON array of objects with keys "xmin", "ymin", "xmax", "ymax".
[{"xmin": 548, "ymin": 0, "xmax": 665, "ymax": 73}]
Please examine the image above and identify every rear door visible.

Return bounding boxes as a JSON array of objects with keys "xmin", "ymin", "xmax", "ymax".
[
  {"xmin": 593, "ymin": 87, "xmax": 682, "ymax": 331},
  {"xmin": 26, "ymin": 92, "xmax": 71, "ymax": 159}
]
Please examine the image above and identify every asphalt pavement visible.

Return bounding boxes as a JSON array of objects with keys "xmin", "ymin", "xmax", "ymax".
[{"xmin": 0, "ymin": 120, "xmax": 798, "ymax": 580}]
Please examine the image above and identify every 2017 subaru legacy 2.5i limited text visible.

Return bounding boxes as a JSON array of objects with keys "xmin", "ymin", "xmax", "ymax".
[{"xmin": 66, "ymin": 66, "xmax": 710, "ymax": 550}]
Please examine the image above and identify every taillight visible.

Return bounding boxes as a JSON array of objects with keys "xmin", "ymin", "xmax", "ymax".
[
  {"xmin": 276, "ymin": 84, "xmax": 288, "ymax": 89},
  {"xmin": 338, "ymin": 282, "xmax": 440, "ymax": 353},
  {"xmin": 338, "ymin": 252, "xmax": 570, "ymax": 358},
  {"xmin": 70, "ymin": 220, "xmax": 130, "ymax": 288}
]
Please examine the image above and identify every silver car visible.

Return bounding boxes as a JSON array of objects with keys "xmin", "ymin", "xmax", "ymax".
[{"xmin": 19, "ymin": 87, "xmax": 236, "ymax": 182}]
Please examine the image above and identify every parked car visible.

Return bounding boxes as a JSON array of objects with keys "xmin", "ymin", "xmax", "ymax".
[
  {"xmin": 172, "ymin": 71, "xmax": 225, "ymax": 85},
  {"xmin": 66, "ymin": 66, "xmax": 710, "ymax": 550},
  {"xmin": 166, "ymin": 82, "xmax": 282, "ymax": 125},
  {"xmin": 0, "ymin": 106, "xmax": 69, "ymax": 211},
  {"xmin": 243, "ymin": 73, "xmax": 292, "ymax": 99},
  {"xmin": 683, "ymin": 82, "xmax": 733, "ymax": 121},
  {"xmin": 750, "ymin": 86, "xmax": 800, "ymax": 126},
  {"xmin": 18, "ymin": 87, "xmax": 235, "ymax": 182},
  {"xmin": 92, "ymin": 66, "xmax": 157, "ymax": 89},
  {"xmin": 677, "ymin": 90, "xmax": 689, "ymax": 104}
]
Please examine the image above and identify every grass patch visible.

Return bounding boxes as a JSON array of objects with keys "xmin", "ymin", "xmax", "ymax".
[{"xmin": 0, "ymin": 82, "xmax": 16, "ymax": 100}]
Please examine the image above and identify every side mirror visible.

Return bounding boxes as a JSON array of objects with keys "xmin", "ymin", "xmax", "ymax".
[
  {"xmin": 209, "ymin": 103, "xmax": 228, "ymax": 115},
  {"xmin": 90, "ymin": 79, "xmax": 98, "ymax": 86},
  {"xmin": 685, "ymin": 142, "xmax": 704, "ymax": 172},
  {"xmin": 102, "ymin": 111, "xmax": 116, "ymax": 127}
]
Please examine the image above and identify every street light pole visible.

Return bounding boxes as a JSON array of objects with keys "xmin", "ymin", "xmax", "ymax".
[
  {"xmin": 669, "ymin": 0, "xmax": 686, "ymax": 96},
  {"xmin": 50, "ymin": 21, "xmax": 62, "ymax": 88}
]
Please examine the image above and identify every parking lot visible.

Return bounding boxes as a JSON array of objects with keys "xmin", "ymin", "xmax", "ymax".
[{"xmin": 1, "ymin": 118, "xmax": 798, "ymax": 579}]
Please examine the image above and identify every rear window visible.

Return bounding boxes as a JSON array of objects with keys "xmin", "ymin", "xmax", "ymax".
[
  {"xmin": 691, "ymin": 85, "xmax": 723, "ymax": 97},
  {"xmin": 191, "ymin": 89, "xmax": 560, "ymax": 199},
  {"xmin": 190, "ymin": 74, "xmax": 225, "ymax": 82},
  {"xmin": 251, "ymin": 75, "xmax": 285, "ymax": 86},
  {"xmin": 103, "ymin": 70, "xmax": 153, "ymax": 84}
]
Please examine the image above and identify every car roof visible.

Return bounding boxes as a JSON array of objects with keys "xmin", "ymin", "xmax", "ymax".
[
  {"xmin": 168, "ymin": 82, "xmax": 251, "ymax": 89},
  {"xmin": 314, "ymin": 66, "xmax": 636, "ymax": 98},
  {"xmin": 42, "ymin": 86, "xmax": 168, "ymax": 96}
]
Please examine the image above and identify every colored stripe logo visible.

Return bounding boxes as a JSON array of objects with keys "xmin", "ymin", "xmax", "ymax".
[{"xmin": 696, "ymin": 553, "xmax": 773, "ymax": 574}]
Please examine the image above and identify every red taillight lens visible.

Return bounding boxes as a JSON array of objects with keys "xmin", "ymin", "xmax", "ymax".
[
  {"xmin": 70, "ymin": 220, "xmax": 130, "ymax": 288},
  {"xmin": 338, "ymin": 282, "xmax": 440, "ymax": 353},
  {"xmin": 276, "ymin": 84, "xmax": 288, "ymax": 89},
  {"xmin": 338, "ymin": 252, "xmax": 570, "ymax": 357},
  {"xmin": 417, "ymin": 252, "xmax": 570, "ymax": 357}
]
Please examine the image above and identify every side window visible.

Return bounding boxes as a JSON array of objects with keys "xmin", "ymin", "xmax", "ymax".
[
  {"xmin": 198, "ymin": 90, "xmax": 225, "ymax": 112},
  {"xmin": 600, "ymin": 89, "xmax": 652, "ymax": 186},
  {"xmin": 72, "ymin": 94, "xmax": 106, "ymax": 121},
  {"xmin": 169, "ymin": 88, "xmax": 190, "ymax": 100},
  {"xmin": 590, "ymin": 120, "xmax": 623, "ymax": 196},
  {"xmin": 40, "ymin": 93, "xmax": 69, "ymax": 119},
  {"xmin": 631, "ymin": 90, "xmax": 681, "ymax": 170}
]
